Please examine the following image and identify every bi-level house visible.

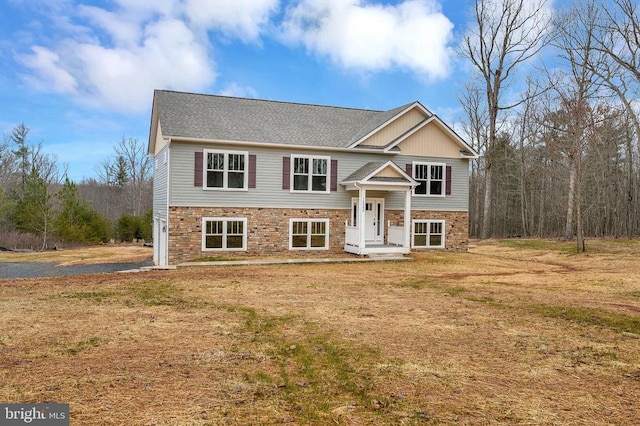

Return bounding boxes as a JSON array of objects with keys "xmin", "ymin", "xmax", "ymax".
[{"xmin": 148, "ymin": 90, "xmax": 478, "ymax": 266}]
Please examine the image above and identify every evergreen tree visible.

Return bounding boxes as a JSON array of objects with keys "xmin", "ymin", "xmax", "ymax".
[
  {"xmin": 11, "ymin": 123, "xmax": 30, "ymax": 197},
  {"xmin": 55, "ymin": 177, "xmax": 111, "ymax": 244},
  {"xmin": 113, "ymin": 155, "xmax": 129, "ymax": 188},
  {"xmin": 13, "ymin": 167, "xmax": 55, "ymax": 250}
]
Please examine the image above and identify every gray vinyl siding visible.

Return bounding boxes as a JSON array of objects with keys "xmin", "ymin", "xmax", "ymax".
[
  {"xmin": 168, "ymin": 142, "xmax": 469, "ymax": 211},
  {"xmin": 395, "ymin": 154, "xmax": 470, "ymax": 211},
  {"xmin": 153, "ymin": 145, "xmax": 169, "ymax": 220}
]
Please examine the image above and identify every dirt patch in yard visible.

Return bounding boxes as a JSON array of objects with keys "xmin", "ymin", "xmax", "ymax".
[{"xmin": 1, "ymin": 239, "xmax": 639, "ymax": 424}]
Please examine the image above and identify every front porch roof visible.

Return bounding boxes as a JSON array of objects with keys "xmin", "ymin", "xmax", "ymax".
[{"xmin": 340, "ymin": 160, "xmax": 418, "ymax": 189}]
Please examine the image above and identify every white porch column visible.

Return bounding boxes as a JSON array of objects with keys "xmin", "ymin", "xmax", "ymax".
[
  {"xmin": 358, "ymin": 187, "xmax": 367, "ymax": 251},
  {"xmin": 403, "ymin": 188, "xmax": 411, "ymax": 248}
]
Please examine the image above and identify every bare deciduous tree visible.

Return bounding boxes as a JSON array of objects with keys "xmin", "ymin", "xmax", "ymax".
[
  {"xmin": 96, "ymin": 136, "xmax": 153, "ymax": 217},
  {"xmin": 461, "ymin": 0, "xmax": 552, "ymax": 239},
  {"xmin": 458, "ymin": 81, "xmax": 489, "ymax": 237}
]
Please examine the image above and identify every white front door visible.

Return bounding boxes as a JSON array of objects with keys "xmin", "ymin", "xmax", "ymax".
[{"xmin": 364, "ymin": 199, "xmax": 384, "ymax": 242}]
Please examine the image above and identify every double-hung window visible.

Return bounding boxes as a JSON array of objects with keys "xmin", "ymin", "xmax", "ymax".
[
  {"xmin": 413, "ymin": 162, "xmax": 445, "ymax": 196},
  {"xmin": 289, "ymin": 219, "xmax": 329, "ymax": 250},
  {"xmin": 291, "ymin": 155, "xmax": 330, "ymax": 193},
  {"xmin": 204, "ymin": 150, "xmax": 248, "ymax": 190},
  {"xmin": 202, "ymin": 217, "xmax": 247, "ymax": 251},
  {"xmin": 412, "ymin": 220, "xmax": 445, "ymax": 248}
]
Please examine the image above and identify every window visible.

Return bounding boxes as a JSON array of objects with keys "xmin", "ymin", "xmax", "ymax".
[
  {"xmin": 412, "ymin": 220, "xmax": 445, "ymax": 248},
  {"xmin": 289, "ymin": 219, "xmax": 329, "ymax": 250},
  {"xmin": 204, "ymin": 150, "xmax": 248, "ymax": 190},
  {"xmin": 291, "ymin": 155, "xmax": 330, "ymax": 193},
  {"xmin": 413, "ymin": 162, "xmax": 445, "ymax": 196},
  {"xmin": 202, "ymin": 218, "xmax": 247, "ymax": 251}
]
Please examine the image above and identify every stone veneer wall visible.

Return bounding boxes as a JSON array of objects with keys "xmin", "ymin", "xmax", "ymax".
[
  {"xmin": 385, "ymin": 210, "xmax": 469, "ymax": 252},
  {"xmin": 168, "ymin": 206, "xmax": 469, "ymax": 264},
  {"xmin": 168, "ymin": 206, "xmax": 349, "ymax": 264}
]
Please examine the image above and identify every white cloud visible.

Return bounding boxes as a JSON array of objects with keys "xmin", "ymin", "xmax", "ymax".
[
  {"xmin": 14, "ymin": 0, "xmax": 280, "ymax": 114},
  {"xmin": 280, "ymin": 0, "xmax": 454, "ymax": 79},
  {"xmin": 184, "ymin": 0, "xmax": 279, "ymax": 41},
  {"xmin": 77, "ymin": 5, "xmax": 142, "ymax": 46},
  {"xmin": 14, "ymin": 0, "xmax": 456, "ymax": 114},
  {"xmin": 219, "ymin": 82, "xmax": 259, "ymax": 98},
  {"xmin": 17, "ymin": 45, "xmax": 78, "ymax": 93},
  {"xmin": 16, "ymin": 3, "xmax": 216, "ymax": 114},
  {"xmin": 71, "ymin": 18, "xmax": 216, "ymax": 112},
  {"xmin": 112, "ymin": 0, "xmax": 178, "ymax": 17}
]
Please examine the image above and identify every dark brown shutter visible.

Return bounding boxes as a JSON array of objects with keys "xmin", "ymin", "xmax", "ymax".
[
  {"xmin": 194, "ymin": 151, "xmax": 203, "ymax": 187},
  {"xmin": 248, "ymin": 154, "xmax": 256, "ymax": 189},
  {"xmin": 405, "ymin": 163, "xmax": 413, "ymax": 177},
  {"xmin": 330, "ymin": 159, "xmax": 338, "ymax": 191},
  {"xmin": 446, "ymin": 165, "xmax": 452, "ymax": 195},
  {"xmin": 282, "ymin": 156, "xmax": 290, "ymax": 190}
]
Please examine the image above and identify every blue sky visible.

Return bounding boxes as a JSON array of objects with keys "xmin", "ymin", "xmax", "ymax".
[{"xmin": 1, "ymin": 0, "xmax": 486, "ymax": 181}]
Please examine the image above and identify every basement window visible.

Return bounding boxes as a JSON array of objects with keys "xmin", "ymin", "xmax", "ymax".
[
  {"xmin": 202, "ymin": 217, "xmax": 247, "ymax": 251},
  {"xmin": 412, "ymin": 220, "xmax": 445, "ymax": 248},
  {"xmin": 289, "ymin": 219, "xmax": 329, "ymax": 250}
]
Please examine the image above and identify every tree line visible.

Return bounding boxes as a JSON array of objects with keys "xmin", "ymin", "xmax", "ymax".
[
  {"xmin": 461, "ymin": 0, "xmax": 640, "ymax": 251},
  {"xmin": 0, "ymin": 124, "xmax": 152, "ymax": 250}
]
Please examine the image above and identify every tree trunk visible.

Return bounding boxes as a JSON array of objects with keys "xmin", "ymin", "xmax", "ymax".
[
  {"xmin": 565, "ymin": 157, "xmax": 577, "ymax": 239},
  {"xmin": 481, "ymin": 164, "xmax": 493, "ymax": 239},
  {"xmin": 576, "ymin": 154, "xmax": 585, "ymax": 252}
]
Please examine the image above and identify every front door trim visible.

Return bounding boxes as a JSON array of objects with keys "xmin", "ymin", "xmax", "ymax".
[{"xmin": 352, "ymin": 197, "xmax": 384, "ymax": 243}]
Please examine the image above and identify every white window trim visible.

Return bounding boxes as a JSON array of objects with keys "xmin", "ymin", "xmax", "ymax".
[
  {"xmin": 288, "ymin": 218, "xmax": 330, "ymax": 250},
  {"xmin": 201, "ymin": 217, "xmax": 248, "ymax": 252},
  {"xmin": 290, "ymin": 154, "xmax": 331, "ymax": 194},
  {"xmin": 203, "ymin": 149, "xmax": 249, "ymax": 191},
  {"xmin": 412, "ymin": 161, "xmax": 446, "ymax": 198},
  {"xmin": 412, "ymin": 219, "xmax": 445, "ymax": 249}
]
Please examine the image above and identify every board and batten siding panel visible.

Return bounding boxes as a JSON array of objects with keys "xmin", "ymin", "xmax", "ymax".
[
  {"xmin": 168, "ymin": 142, "xmax": 470, "ymax": 211},
  {"xmin": 360, "ymin": 108, "xmax": 426, "ymax": 147},
  {"xmin": 396, "ymin": 121, "xmax": 463, "ymax": 158},
  {"xmin": 153, "ymin": 121, "xmax": 169, "ymax": 156},
  {"xmin": 153, "ymin": 144, "xmax": 169, "ymax": 220}
]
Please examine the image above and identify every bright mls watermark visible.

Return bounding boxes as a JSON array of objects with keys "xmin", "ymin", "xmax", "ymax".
[{"xmin": 0, "ymin": 404, "xmax": 69, "ymax": 425}]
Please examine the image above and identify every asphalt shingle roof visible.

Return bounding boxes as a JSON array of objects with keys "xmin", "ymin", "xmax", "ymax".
[
  {"xmin": 342, "ymin": 161, "xmax": 388, "ymax": 181},
  {"xmin": 341, "ymin": 161, "xmax": 413, "ymax": 186},
  {"xmin": 153, "ymin": 90, "xmax": 415, "ymax": 148}
]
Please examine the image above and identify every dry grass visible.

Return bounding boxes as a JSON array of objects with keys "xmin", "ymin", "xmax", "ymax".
[
  {"xmin": 0, "ymin": 244, "xmax": 152, "ymax": 266},
  {"xmin": 1, "ymin": 239, "xmax": 639, "ymax": 424}
]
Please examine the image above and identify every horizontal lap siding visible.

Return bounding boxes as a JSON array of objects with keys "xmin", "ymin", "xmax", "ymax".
[
  {"xmin": 153, "ymin": 145, "xmax": 169, "ymax": 219},
  {"xmin": 394, "ymin": 154, "xmax": 470, "ymax": 211},
  {"xmin": 168, "ymin": 142, "xmax": 469, "ymax": 211}
]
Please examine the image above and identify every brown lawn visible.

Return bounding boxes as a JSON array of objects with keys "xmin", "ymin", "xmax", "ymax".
[
  {"xmin": 1, "ymin": 239, "xmax": 639, "ymax": 425},
  {"xmin": 0, "ymin": 244, "xmax": 152, "ymax": 266}
]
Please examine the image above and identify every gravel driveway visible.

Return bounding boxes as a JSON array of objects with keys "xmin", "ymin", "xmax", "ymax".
[{"xmin": 0, "ymin": 260, "xmax": 154, "ymax": 279}]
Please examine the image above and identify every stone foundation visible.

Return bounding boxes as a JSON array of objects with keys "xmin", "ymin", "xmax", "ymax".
[
  {"xmin": 168, "ymin": 206, "xmax": 469, "ymax": 263},
  {"xmin": 386, "ymin": 210, "xmax": 469, "ymax": 252}
]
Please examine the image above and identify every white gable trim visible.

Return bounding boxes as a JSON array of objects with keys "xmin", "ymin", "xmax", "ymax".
[
  {"xmin": 367, "ymin": 161, "xmax": 415, "ymax": 182},
  {"xmin": 347, "ymin": 102, "xmax": 432, "ymax": 149},
  {"xmin": 340, "ymin": 160, "xmax": 418, "ymax": 189}
]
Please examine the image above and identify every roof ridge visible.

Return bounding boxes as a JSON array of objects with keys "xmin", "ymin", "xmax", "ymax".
[{"xmin": 154, "ymin": 89, "xmax": 384, "ymax": 114}]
